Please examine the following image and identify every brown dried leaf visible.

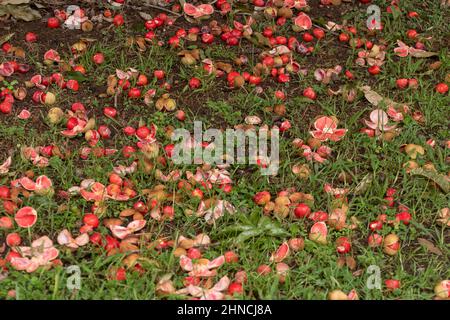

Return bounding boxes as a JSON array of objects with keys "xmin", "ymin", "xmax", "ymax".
[
  {"xmin": 417, "ymin": 238, "xmax": 443, "ymax": 255},
  {"xmin": 120, "ymin": 208, "xmax": 137, "ymax": 217}
]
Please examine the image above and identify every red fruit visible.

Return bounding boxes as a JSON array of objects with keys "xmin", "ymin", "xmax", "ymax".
[
  {"xmin": 369, "ymin": 220, "xmax": 383, "ymax": 231},
  {"xmin": 109, "ymin": 173, "xmax": 123, "ymax": 186},
  {"xmin": 227, "ymin": 37, "xmax": 239, "ymax": 46},
  {"xmin": 133, "ymin": 201, "xmax": 148, "ymax": 214},
  {"xmin": 275, "ymin": 90, "xmax": 285, "ymax": 100},
  {"xmin": 3, "ymin": 201, "xmax": 17, "ymax": 214},
  {"xmin": 303, "ymin": 87, "xmax": 317, "ymax": 100},
  {"xmin": 1, "ymin": 42, "xmax": 12, "ymax": 53},
  {"xmin": 145, "ymin": 31, "xmax": 156, "ymax": 40},
  {"xmin": 175, "ymin": 110, "xmax": 186, "ymax": 121},
  {"xmin": 384, "ymin": 196, "xmax": 395, "ymax": 207},
  {"xmin": 257, "ymin": 264, "xmax": 271, "ymax": 275},
  {"xmin": 164, "ymin": 144, "xmax": 175, "ymax": 157},
  {"xmin": 338, "ymin": 33, "xmax": 349, "ymax": 42},
  {"xmin": 66, "ymin": 79, "xmax": 79, "ymax": 91},
  {"xmin": 191, "ymin": 188, "xmax": 203, "ymax": 199},
  {"xmin": 275, "ymin": 36, "xmax": 287, "ymax": 45},
  {"xmin": 122, "ymin": 145, "xmax": 136, "ymax": 158},
  {"xmin": 136, "ymin": 126, "xmax": 150, "ymax": 139},
  {"xmin": 154, "ymin": 70, "xmax": 165, "ymax": 80},
  {"xmin": 114, "ymin": 267, "xmax": 127, "ymax": 281},
  {"xmin": 279, "ymin": 120, "xmax": 291, "ymax": 132},
  {"xmin": 137, "ymin": 74, "xmax": 148, "ymax": 86},
  {"xmin": 15, "ymin": 206, "xmax": 37, "ymax": 228},
  {"xmin": 123, "ymin": 126, "xmax": 135, "ymax": 136},
  {"xmin": 336, "ymin": 236, "xmax": 351, "ymax": 254},
  {"xmin": 396, "ymin": 211, "xmax": 411, "ymax": 225},
  {"xmin": 385, "ymin": 279, "xmax": 401, "ymax": 290},
  {"xmin": 92, "ymin": 53, "xmax": 105, "ymax": 65},
  {"xmin": 248, "ymin": 75, "xmax": 261, "ymax": 85},
  {"xmin": 345, "ymin": 70, "xmax": 354, "ymax": 79},
  {"xmin": 162, "ymin": 205, "xmax": 174, "ymax": 219},
  {"xmin": 436, "ymin": 83, "xmax": 448, "ymax": 94},
  {"xmin": 294, "ymin": 203, "xmax": 310, "ymax": 218},
  {"xmin": 277, "ymin": 73, "xmax": 290, "ymax": 83},
  {"xmin": 103, "ymin": 107, "xmax": 117, "ymax": 118},
  {"xmin": 201, "ymin": 33, "xmax": 214, "ymax": 44},
  {"xmin": 189, "ymin": 77, "xmax": 201, "ymax": 89},
  {"xmin": 407, "ymin": 78, "xmax": 418, "ymax": 89},
  {"xmin": 6, "ymin": 233, "xmax": 21, "ymax": 247},
  {"xmin": 368, "ymin": 233, "xmax": 383, "ymax": 247},
  {"xmin": 262, "ymin": 27, "xmax": 273, "ymax": 38},
  {"xmin": 302, "ymin": 32, "xmax": 314, "ymax": 42},
  {"xmin": 128, "ymin": 87, "xmax": 141, "ymax": 99},
  {"xmin": 6, "ymin": 251, "xmax": 21, "ymax": 262},
  {"xmin": 224, "ymin": 251, "xmax": 239, "ymax": 263},
  {"xmin": 187, "ymin": 248, "xmax": 202, "ymax": 259},
  {"xmin": 0, "ymin": 186, "xmax": 10, "ymax": 199},
  {"xmin": 228, "ymin": 282, "xmax": 243, "ymax": 295},
  {"xmin": 406, "ymin": 29, "xmax": 418, "ymax": 39},
  {"xmin": 0, "ymin": 216, "xmax": 13, "ymax": 229},
  {"xmin": 47, "ymin": 17, "xmax": 60, "ymax": 28},
  {"xmin": 396, "ymin": 78, "xmax": 408, "ymax": 89},
  {"xmin": 25, "ymin": 32, "xmax": 38, "ymax": 43},
  {"xmin": 83, "ymin": 214, "xmax": 99, "ymax": 228},
  {"xmin": 309, "ymin": 211, "xmax": 328, "ymax": 222},
  {"xmin": 118, "ymin": 79, "xmax": 130, "ymax": 90},
  {"xmin": 113, "ymin": 14, "xmax": 124, "ymax": 26},
  {"xmin": 313, "ymin": 28, "xmax": 325, "ymax": 39},
  {"xmin": 386, "ymin": 188, "xmax": 396, "ymax": 197},
  {"xmin": 105, "ymin": 235, "xmax": 120, "ymax": 251},
  {"xmin": 90, "ymin": 232, "xmax": 103, "ymax": 245},
  {"xmin": 98, "ymin": 125, "xmax": 111, "ymax": 139},
  {"xmin": 368, "ymin": 65, "xmax": 380, "ymax": 75}
]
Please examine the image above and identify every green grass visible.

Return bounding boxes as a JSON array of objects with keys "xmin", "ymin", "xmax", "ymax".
[{"xmin": 0, "ymin": 1, "xmax": 449, "ymax": 300}]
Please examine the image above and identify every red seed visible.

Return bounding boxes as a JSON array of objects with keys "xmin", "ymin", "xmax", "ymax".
[
  {"xmin": 113, "ymin": 14, "xmax": 124, "ymax": 26},
  {"xmin": 303, "ymin": 87, "xmax": 317, "ymax": 100},
  {"xmin": 137, "ymin": 74, "xmax": 148, "ymax": 86},
  {"xmin": 6, "ymin": 233, "xmax": 21, "ymax": 247},
  {"xmin": 83, "ymin": 214, "xmax": 99, "ymax": 228},
  {"xmin": 187, "ymin": 248, "xmax": 202, "ymax": 259},
  {"xmin": 396, "ymin": 78, "xmax": 408, "ymax": 89},
  {"xmin": 128, "ymin": 87, "xmax": 141, "ymax": 99},
  {"xmin": 154, "ymin": 70, "xmax": 165, "ymax": 80},
  {"xmin": 228, "ymin": 282, "xmax": 243, "ymax": 295},
  {"xmin": 47, "ymin": 17, "xmax": 60, "ymax": 28},
  {"xmin": 302, "ymin": 32, "xmax": 314, "ymax": 42},
  {"xmin": 92, "ymin": 53, "xmax": 105, "ymax": 64},
  {"xmin": 0, "ymin": 186, "xmax": 10, "ymax": 199},
  {"xmin": 224, "ymin": 251, "xmax": 239, "ymax": 263},
  {"xmin": 136, "ymin": 126, "xmax": 150, "ymax": 139},
  {"xmin": 25, "ymin": 32, "xmax": 38, "ymax": 43},
  {"xmin": 257, "ymin": 264, "xmax": 271, "ymax": 275},
  {"xmin": 436, "ymin": 83, "xmax": 448, "ymax": 94},
  {"xmin": 312, "ymin": 28, "xmax": 325, "ymax": 39},
  {"xmin": 406, "ymin": 29, "xmax": 418, "ymax": 39},
  {"xmin": 368, "ymin": 65, "xmax": 380, "ymax": 75},
  {"xmin": 103, "ymin": 107, "xmax": 117, "ymax": 118},
  {"xmin": 338, "ymin": 33, "xmax": 349, "ymax": 42},
  {"xmin": 189, "ymin": 77, "xmax": 201, "ymax": 89},
  {"xmin": 294, "ymin": 203, "xmax": 310, "ymax": 218}
]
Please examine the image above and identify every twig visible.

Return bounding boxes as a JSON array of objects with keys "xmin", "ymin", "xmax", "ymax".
[{"xmin": 128, "ymin": 1, "xmax": 182, "ymax": 17}]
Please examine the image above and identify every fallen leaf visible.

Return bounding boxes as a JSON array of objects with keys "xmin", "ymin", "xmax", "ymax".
[
  {"xmin": 410, "ymin": 168, "xmax": 449, "ymax": 193},
  {"xmin": 417, "ymin": 238, "xmax": 443, "ymax": 255}
]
